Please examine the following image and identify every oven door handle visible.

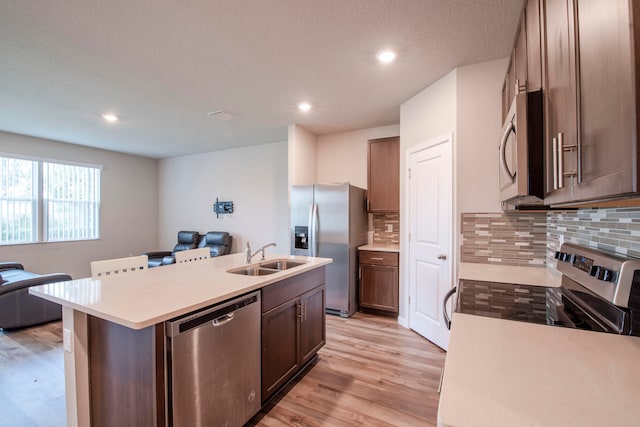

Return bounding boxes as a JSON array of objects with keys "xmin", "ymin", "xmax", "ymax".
[{"xmin": 443, "ymin": 286, "xmax": 457, "ymax": 330}]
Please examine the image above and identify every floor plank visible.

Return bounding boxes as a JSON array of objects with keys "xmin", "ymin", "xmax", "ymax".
[
  {"xmin": 0, "ymin": 321, "xmax": 66, "ymax": 427},
  {"xmin": 250, "ymin": 313, "xmax": 446, "ymax": 426},
  {"xmin": 0, "ymin": 313, "xmax": 446, "ymax": 426}
]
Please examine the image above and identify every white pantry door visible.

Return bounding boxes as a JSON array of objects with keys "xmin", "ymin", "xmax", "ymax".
[{"xmin": 408, "ymin": 134, "xmax": 453, "ymax": 350}]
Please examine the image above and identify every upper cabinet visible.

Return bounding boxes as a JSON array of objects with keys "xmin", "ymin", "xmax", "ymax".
[
  {"xmin": 368, "ymin": 137, "xmax": 400, "ymax": 212},
  {"xmin": 542, "ymin": 0, "xmax": 638, "ymax": 205},
  {"xmin": 502, "ymin": 0, "xmax": 543, "ymax": 123}
]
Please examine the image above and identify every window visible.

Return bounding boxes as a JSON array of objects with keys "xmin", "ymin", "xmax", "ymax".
[{"xmin": 0, "ymin": 155, "xmax": 101, "ymax": 245}]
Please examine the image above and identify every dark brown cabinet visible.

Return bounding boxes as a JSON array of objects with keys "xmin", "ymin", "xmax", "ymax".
[
  {"xmin": 261, "ymin": 268, "xmax": 325, "ymax": 402},
  {"xmin": 502, "ymin": 0, "xmax": 543, "ymax": 122},
  {"xmin": 367, "ymin": 137, "xmax": 400, "ymax": 212},
  {"xmin": 541, "ymin": 0, "xmax": 578, "ymax": 204},
  {"xmin": 358, "ymin": 250, "xmax": 399, "ymax": 316},
  {"xmin": 542, "ymin": 0, "xmax": 639, "ymax": 205}
]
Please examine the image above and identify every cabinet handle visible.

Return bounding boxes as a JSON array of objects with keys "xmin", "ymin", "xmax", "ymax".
[
  {"xmin": 577, "ymin": 128, "xmax": 582, "ymax": 184},
  {"xmin": 437, "ymin": 254, "xmax": 447, "ymax": 260},
  {"xmin": 297, "ymin": 303, "xmax": 303, "ymax": 320},
  {"xmin": 552, "ymin": 136, "xmax": 558, "ymax": 190},
  {"xmin": 557, "ymin": 132, "xmax": 564, "ymax": 189},
  {"xmin": 371, "ymin": 257, "xmax": 384, "ymax": 261},
  {"xmin": 358, "ymin": 267, "xmax": 361, "ymax": 280},
  {"xmin": 304, "ymin": 301, "xmax": 307, "ymax": 322}
]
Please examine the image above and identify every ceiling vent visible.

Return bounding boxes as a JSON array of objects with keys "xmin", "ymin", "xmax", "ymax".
[{"xmin": 207, "ymin": 109, "xmax": 240, "ymax": 122}]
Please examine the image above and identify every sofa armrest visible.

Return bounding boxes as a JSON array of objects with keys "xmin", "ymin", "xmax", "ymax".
[
  {"xmin": 0, "ymin": 273, "xmax": 72, "ymax": 296},
  {"xmin": 0, "ymin": 262, "xmax": 24, "ymax": 272},
  {"xmin": 144, "ymin": 251, "xmax": 172, "ymax": 258}
]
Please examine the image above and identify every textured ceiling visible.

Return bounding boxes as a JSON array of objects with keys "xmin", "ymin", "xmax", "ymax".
[{"xmin": 0, "ymin": 0, "xmax": 523, "ymax": 159}]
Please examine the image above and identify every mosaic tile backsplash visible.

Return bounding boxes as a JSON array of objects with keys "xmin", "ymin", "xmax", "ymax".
[
  {"xmin": 372, "ymin": 213, "xmax": 400, "ymax": 244},
  {"xmin": 546, "ymin": 208, "xmax": 640, "ymax": 267},
  {"xmin": 462, "ymin": 208, "xmax": 640, "ymax": 268},
  {"xmin": 460, "ymin": 212, "xmax": 547, "ymax": 266}
]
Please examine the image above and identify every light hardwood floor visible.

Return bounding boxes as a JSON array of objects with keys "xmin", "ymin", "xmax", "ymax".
[{"xmin": 0, "ymin": 313, "xmax": 445, "ymax": 426}]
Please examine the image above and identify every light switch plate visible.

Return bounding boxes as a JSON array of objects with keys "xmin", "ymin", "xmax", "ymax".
[
  {"xmin": 63, "ymin": 328, "xmax": 73, "ymax": 353},
  {"xmin": 386, "ymin": 224, "xmax": 393, "ymax": 232}
]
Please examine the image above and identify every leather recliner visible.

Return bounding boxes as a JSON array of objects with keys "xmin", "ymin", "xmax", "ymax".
[
  {"xmin": 0, "ymin": 262, "xmax": 72, "ymax": 329},
  {"xmin": 146, "ymin": 231, "xmax": 201, "ymax": 267},
  {"xmin": 198, "ymin": 231, "xmax": 232, "ymax": 257}
]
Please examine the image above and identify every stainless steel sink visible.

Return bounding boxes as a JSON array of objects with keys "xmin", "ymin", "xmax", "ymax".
[
  {"xmin": 227, "ymin": 267, "xmax": 278, "ymax": 276},
  {"xmin": 259, "ymin": 260, "xmax": 306, "ymax": 270}
]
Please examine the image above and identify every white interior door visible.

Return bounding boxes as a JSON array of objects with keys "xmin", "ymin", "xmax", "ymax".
[{"xmin": 408, "ymin": 134, "xmax": 453, "ymax": 350}]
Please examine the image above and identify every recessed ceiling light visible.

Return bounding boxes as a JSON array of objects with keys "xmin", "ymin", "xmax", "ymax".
[
  {"xmin": 298, "ymin": 102, "xmax": 312, "ymax": 112},
  {"xmin": 102, "ymin": 113, "xmax": 118, "ymax": 123},
  {"xmin": 377, "ymin": 50, "xmax": 396, "ymax": 64}
]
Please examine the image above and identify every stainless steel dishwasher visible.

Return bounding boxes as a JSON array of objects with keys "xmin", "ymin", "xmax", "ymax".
[{"xmin": 165, "ymin": 290, "xmax": 261, "ymax": 427}]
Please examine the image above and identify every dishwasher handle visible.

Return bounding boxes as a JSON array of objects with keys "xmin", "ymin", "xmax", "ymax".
[
  {"xmin": 443, "ymin": 286, "xmax": 457, "ymax": 331},
  {"xmin": 166, "ymin": 292, "xmax": 259, "ymax": 337},
  {"xmin": 212, "ymin": 312, "xmax": 235, "ymax": 327}
]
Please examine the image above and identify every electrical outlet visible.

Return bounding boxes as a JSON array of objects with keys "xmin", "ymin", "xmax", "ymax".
[
  {"xmin": 63, "ymin": 328, "xmax": 73, "ymax": 353},
  {"xmin": 386, "ymin": 224, "xmax": 393, "ymax": 232}
]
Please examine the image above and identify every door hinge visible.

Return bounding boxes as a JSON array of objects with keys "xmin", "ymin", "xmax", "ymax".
[
  {"xmin": 408, "ymin": 295, "xmax": 411, "ymax": 305},
  {"xmin": 408, "ymin": 232, "xmax": 411, "ymax": 242},
  {"xmin": 408, "ymin": 168, "xmax": 412, "ymax": 179}
]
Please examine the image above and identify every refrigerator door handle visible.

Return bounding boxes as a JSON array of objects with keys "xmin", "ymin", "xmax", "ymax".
[{"xmin": 311, "ymin": 203, "xmax": 319, "ymax": 257}]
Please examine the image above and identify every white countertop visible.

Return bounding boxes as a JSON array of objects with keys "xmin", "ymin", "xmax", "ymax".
[
  {"xmin": 358, "ymin": 243, "xmax": 400, "ymax": 253},
  {"xmin": 438, "ymin": 313, "xmax": 640, "ymax": 427},
  {"xmin": 29, "ymin": 253, "xmax": 331, "ymax": 330},
  {"xmin": 459, "ymin": 262, "xmax": 562, "ymax": 287}
]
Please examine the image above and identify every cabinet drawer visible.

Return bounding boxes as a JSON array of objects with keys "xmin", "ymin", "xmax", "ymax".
[
  {"xmin": 261, "ymin": 267, "xmax": 325, "ymax": 313},
  {"xmin": 359, "ymin": 250, "xmax": 398, "ymax": 267}
]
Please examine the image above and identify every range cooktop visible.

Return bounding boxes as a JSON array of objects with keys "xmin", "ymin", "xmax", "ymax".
[{"xmin": 454, "ymin": 243, "xmax": 640, "ymax": 336}]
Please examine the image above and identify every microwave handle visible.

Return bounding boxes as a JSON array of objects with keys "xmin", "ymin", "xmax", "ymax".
[{"xmin": 499, "ymin": 122, "xmax": 516, "ymax": 183}]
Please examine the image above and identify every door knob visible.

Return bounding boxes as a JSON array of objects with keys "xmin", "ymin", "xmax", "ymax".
[{"xmin": 437, "ymin": 254, "xmax": 447, "ymax": 260}]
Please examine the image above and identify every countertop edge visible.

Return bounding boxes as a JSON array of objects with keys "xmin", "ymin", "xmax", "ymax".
[
  {"xmin": 358, "ymin": 244, "xmax": 400, "ymax": 253},
  {"xmin": 29, "ymin": 255, "xmax": 332, "ymax": 329}
]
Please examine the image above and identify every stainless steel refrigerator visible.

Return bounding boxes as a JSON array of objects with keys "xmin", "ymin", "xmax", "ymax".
[{"xmin": 290, "ymin": 183, "xmax": 368, "ymax": 317}]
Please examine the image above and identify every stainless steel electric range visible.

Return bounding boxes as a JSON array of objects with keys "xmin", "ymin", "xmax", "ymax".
[{"xmin": 448, "ymin": 243, "xmax": 640, "ymax": 335}]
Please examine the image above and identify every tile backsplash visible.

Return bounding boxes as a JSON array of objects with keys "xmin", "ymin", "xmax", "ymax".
[
  {"xmin": 462, "ymin": 208, "xmax": 640, "ymax": 268},
  {"xmin": 546, "ymin": 208, "xmax": 640, "ymax": 267},
  {"xmin": 372, "ymin": 213, "xmax": 399, "ymax": 244},
  {"xmin": 460, "ymin": 212, "xmax": 547, "ymax": 266}
]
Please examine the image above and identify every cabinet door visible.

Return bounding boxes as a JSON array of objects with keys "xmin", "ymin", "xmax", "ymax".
[
  {"xmin": 542, "ymin": 0, "xmax": 578, "ymax": 204},
  {"xmin": 359, "ymin": 265, "xmax": 399, "ymax": 314},
  {"xmin": 571, "ymin": 0, "xmax": 636, "ymax": 202},
  {"xmin": 368, "ymin": 137, "xmax": 400, "ymax": 212},
  {"xmin": 525, "ymin": 0, "xmax": 542, "ymax": 91},
  {"xmin": 514, "ymin": 19, "xmax": 527, "ymax": 93},
  {"xmin": 261, "ymin": 298, "xmax": 299, "ymax": 401},
  {"xmin": 299, "ymin": 286, "xmax": 326, "ymax": 366}
]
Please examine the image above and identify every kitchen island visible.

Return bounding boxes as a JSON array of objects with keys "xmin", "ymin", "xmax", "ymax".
[{"xmin": 30, "ymin": 252, "xmax": 331, "ymax": 427}]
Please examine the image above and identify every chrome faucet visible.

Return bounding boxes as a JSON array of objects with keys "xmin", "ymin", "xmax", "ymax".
[{"xmin": 245, "ymin": 241, "xmax": 277, "ymax": 263}]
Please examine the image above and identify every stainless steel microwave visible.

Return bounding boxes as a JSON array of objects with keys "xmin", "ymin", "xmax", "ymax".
[{"xmin": 499, "ymin": 90, "xmax": 544, "ymax": 210}]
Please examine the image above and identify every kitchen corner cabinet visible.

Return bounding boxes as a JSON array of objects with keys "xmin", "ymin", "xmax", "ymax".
[
  {"xmin": 359, "ymin": 250, "xmax": 399, "ymax": 315},
  {"xmin": 542, "ymin": 0, "xmax": 639, "ymax": 205},
  {"xmin": 367, "ymin": 137, "xmax": 400, "ymax": 212},
  {"xmin": 261, "ymin": 268, "xmax": 325, "ymax": 402}
]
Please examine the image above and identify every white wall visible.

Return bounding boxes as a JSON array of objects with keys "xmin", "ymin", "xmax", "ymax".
[
  {"xmin": 158, "ymin": 141, "xmax": 289, "ymax": 256},
  {"xmin": 316, "ymin": 124, "xmax": 400, "ymax": 189},
  {"xmin": 288, "ymin": 124, "xmax": 317, "ymax": 186},
  {"xmin": 399, "ymin": 69, "xmax": 457, "ymax": 324},
  {"xmin": 397, "ymin": 60, "xmax": 508, "ymax": 325},
  {"xmin": 456, "ymin": 58, "xmax": 507, "ymax": 213},
  {"xmin": 0, "ymin": 131, "xmax": 158, "ymax": 279}
]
